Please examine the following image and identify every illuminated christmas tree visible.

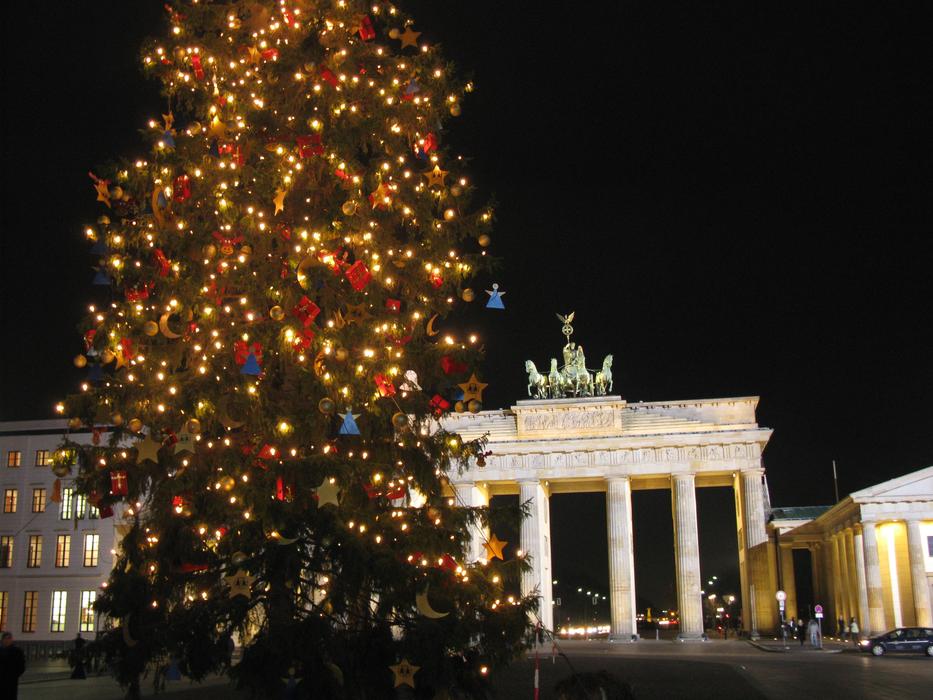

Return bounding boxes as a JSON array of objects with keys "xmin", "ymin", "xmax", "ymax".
[{"xmin": 61, "ymin": 2, "xmax": 533, "ymax": 697}]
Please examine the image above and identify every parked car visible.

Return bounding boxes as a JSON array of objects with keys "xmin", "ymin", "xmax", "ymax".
[{"xmin": 860, "ymin": 627, "xmax": 933, "ymax": 656}]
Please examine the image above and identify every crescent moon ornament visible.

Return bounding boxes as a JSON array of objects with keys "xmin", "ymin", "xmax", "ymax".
[
  {"xmin": 313, "ymin": 349, "xmax": 327, "ymax": 377},
  {"xmin": 122, "ymin": 615, "xmax": 138, "ymax": 647},
  {"xmin": 159, "ymin": 312, "xmax": 181, "ymax": 339},
  {"xmin": 296, "ymin": 256, "xmax": 315, "ymax": 290},
  {"xmin": 426, "ymin": 314, "xmax": 439, "ymax": 337},
  {"xmin": 415, "ymin": 584, "xmax": 449, "ymax": 619},
  {"xmin": 216, "ymin": 395, "xmax": 246, "ymax": 429}
]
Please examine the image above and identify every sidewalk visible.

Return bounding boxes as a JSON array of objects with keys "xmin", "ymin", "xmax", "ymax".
[{"xmin": 747, "ymin": 635, "xmax": 859, "ymax": 654}]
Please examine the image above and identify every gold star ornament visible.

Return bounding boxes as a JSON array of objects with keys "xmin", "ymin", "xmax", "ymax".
[
  {"xmin": 224, "ymin": 569, "xmax": 255, "ymax": 599},
  {"xmin": 398, "ymin": 26, "xmax": 422, "ymax": 48},
  {"xmin": 424, "ymin": 165, "xmax": 448, "ymax": 188},
  {"xmin": 458, "ymin": 373, "xmax": 488, "ymax": 403},
  {"xmin": 316, "ymin": 477, "xmax": 340, "ymax": 507},
  {"xmin": 389, "ymin": 659, "xmax": 420, "ymax": 688},
  {"xmin": 135, "ymin": 435, "xmax": 163, "ymax": 464},
  {"xmin": 483, "ymin": 533, "xmax": 507, "ymax": 561},
  {"xmin": 273, "ymin": 188, "xmax": 287, "ymax": 215}
]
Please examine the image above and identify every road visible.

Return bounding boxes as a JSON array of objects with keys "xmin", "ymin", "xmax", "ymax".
[{"xmin": 17, "ymin": 638, "xmax": 932, "ymax": 699}]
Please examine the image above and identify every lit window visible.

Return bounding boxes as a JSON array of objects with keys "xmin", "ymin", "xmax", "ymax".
[
  {"xmin": 80, "ymin": 590, "xmax": 97, "ymax": 632},
  {"xmin": 88, "ymin": 504, "xmax": 99, "ymax": 519},
  {"xmin": 35, "ymin": 450, "xmax": 50, "ymax": 467},
  {"xmin": 27, "ymin": 535, "xmax": 42, "ymax": 568},
  {"xmin": 83, "ymin": 533, "xmax": 100, "ymax": 567},
  {"xmin": 55, "ymin": 535, "xmax": 71, "ymax": 568},
  {"xmin": 0, "ymin": 591, "xmax": 7, "ymax": 630},
  {"xmin": 3, "ymin": 489, "xmax": 16, "ymax": 513},
  {"xmin": 22, "ymin": 591, "xmax": 38, "ymax": 632},
  {"xmin": 32, "ymin": 488, "xmax": 46, "ymax": 513},
  {"xmin": 50, "ymin": 590, "xmax": 67, "ymax": 632},
  {"xmin": 7, "ymin": 451, "xmax": 22, "ymax": 468},
  {"xmin": 60, "ymin": 488, "xmax": 74, "ymax": 520},
  {"xmin": 0, "ymin": 536, "xmax": 13, "ymax": 568},
  {"xmin": 74, "ymin": 493, "xmax": 88, "ymax": 519}
]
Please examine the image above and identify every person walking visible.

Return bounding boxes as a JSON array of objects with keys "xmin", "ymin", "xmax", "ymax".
[
  {"xmin": 0, "ymin": 632, "xmax": 26, "ymax": 700},
  {"xmin": 70, "ymin": 633, "xmax": 87, "ymax": 679},
  {"xmin": 799, "ymin": 619, "xmax": 806, "ymax": 647},
  {"xmin": 849, "ymin": 618, "xmax": 860, "ymax": 648},
  {"xmin": 837, "ymin": 616, "xmax": 845, "ymax": 640}
]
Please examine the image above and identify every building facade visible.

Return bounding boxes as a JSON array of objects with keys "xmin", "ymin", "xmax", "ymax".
[
  {"xmin": 771, "ymin": 466, "xmax": 933, "ymax": 636},
  {"xmin": 0, "ymin": 419, "xmax": 120, "ymax": 641}
]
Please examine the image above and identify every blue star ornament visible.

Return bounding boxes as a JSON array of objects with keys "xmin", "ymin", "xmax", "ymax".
[
  {"xmin": 338, "ymin": 409, "xmax": 361, "ymax": 436},
  {"xmin": 485, "ymin": 283, "xmax": 505, "ymax": 309}
]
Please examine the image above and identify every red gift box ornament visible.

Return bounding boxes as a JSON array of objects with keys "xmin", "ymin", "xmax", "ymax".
[
  {"xmin": 320, "ymin": 67, "xmax": 339, "ymax": 87},
  {"xmin": 385, "ymin": 298, "xmax": 401, "ymax": 313},
  {"xmin": 110, "ymin": 470, "xmax": 129, "ymax": 496},
  {"xmin": 296, "ymin": 134, "xmax": 324, "ymax": 158},
  {"xmin": 375, "ymin": 374, "xmax": 396, "ymax": 398},
  {"xmin": 257, "ymin": 444, "xmax": 278, "ymax": 461},
  {"xmin": 191, "ymin": 53, "xmax": 205, "ymax": 80},
  {"xmin": 261, "ymin": 48, "xmax": 279, "ymax": 61},
  {"xmin": 173, "ymin": 174, "xmax": 191, "ymax": 202},
  {"xmin": 292, "ymin": 329, "xmax": 315, "ymax": 352},
  {"xmin": 124, "ymin": 282, "xmax": 153, "ymax": 302},
  {"xmin": 275, "ymin": 476, "xmax": 289, "ymax": 501},
  {"xmin": 345, "ymin": 260, "xmax": 372, "ymax": 291},
  {"xmin": 440, "ymin": 356, "xmax": 467, "ymax": 375},
  {"xmin": 358, "ymin": 15, "xmax": 376, "ymax": 41},
  {"xmin": 429, "ymin": 394, "xmax": 450, "ymax": 415},
  {"xmin": 292, "ymin": 296, "xmax": 321, "ymax": 327},
  {"xmin": 153, "ymin": 248, "xmax": 171, "ymax": 277}
]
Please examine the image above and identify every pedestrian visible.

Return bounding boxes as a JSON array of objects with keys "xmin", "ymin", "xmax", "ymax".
[
  {"xmin": 799, "ymin": 619, "xmax": 806, "ymax": 647},
  {"xmin": 0, "ymin": 631, "xmax": 26, "ymax": 700},
  {"xmin": 70, "ymin": 633, "xmax": 87, "ymax": 679},
  {"xmin": 808, "ymin": 618, "xmax": 821, "ymax": 648},
  {"xmin": 837, "ymin": 616, "xmax": 845, "ymax": 640},
  {"xmin": 849, "ymin": 617, "xmax": 860, "ymax": 647}
]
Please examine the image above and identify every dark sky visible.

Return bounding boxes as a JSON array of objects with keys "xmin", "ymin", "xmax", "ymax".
[{"xmin": 1, "ymin": 2, "xmax": 930, "ymax": 613}]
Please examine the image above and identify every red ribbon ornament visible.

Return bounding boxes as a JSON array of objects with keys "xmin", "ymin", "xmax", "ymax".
[{"xmin": 234, "ymin": 340, "xmax": 263, "ymax": 366}]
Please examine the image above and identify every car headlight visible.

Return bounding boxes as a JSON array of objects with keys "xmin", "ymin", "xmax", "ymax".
[{"xmin": 860, "ymin": 640, "xmax": 870, "ymax": 646}]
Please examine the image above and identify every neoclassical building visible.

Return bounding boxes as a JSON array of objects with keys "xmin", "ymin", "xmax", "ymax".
[{"xmin": 771, "ymin": 466, "xmax": 933, "ymax": 635}]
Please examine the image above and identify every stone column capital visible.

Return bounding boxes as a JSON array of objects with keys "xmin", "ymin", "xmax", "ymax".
[
  {"xmin": 740, "ymin": 467, "xmax": 765, "ymax": 478},
  {"xmin": 671, "ymin": 472, "xmax": 696, "ymax": 484},
  {"xmin": 605, "ymin": 475, "xmax": 631, "ymax": 485}
]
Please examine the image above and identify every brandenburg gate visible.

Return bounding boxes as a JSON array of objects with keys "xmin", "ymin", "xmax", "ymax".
[{"xmin": 443, "ymin": 315, "xmax": 776, "ymax": 639}]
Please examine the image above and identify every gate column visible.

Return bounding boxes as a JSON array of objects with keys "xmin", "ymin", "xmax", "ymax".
[
  {"xmin": 519, "ymin": 479, "xmax": 553, "ymax": 631},
  {"xmin": 607, "ymin": 476, "xmax": 637, "ymax": 641},
  {"xmin": 672, "ymin": 473, "xmax": 704, "ymax": 639}
]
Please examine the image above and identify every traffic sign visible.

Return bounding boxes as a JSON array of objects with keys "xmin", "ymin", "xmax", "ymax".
[
  {"xmin": 814, "ymin": 604, "xmax": 823, "ymax": 613},
  {"xmin": 815, "ymin": 612, "xmax": 823, "ymax": 619}
]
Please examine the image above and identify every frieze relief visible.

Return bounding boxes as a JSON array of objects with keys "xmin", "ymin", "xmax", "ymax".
[{"xmin": 521, "ymin": 409, "xmax": 615, "ymax": 432}]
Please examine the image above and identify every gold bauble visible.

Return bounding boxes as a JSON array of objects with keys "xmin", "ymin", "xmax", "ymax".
[
  {"xmin": 461, "ymin": 288, "xmax": 475, "ymax": 302},
  {"xmin": 111, "ymin": 413, "xmax": 124, "ymax": 427},
  {"xmin": 391, "ymin": 412, "xmax": 409, "ymax": 431},
  {"xmin": 143, "ymin": 321, "xmax": 159, "ymax": 336},
  {"xmin": 97, "ymin": 215, "xmax": 111, "ymax": 225},
  {"xmin": 101, "ymin": 349, "xmax": 115, "ymax": 364},
  {"xmin": 341, "ymin": 200, "xmax": 358, "ymax": 216},
  {"xmin": 187, "ymin": 121, "xmax": 202, "ymax": 135},
  {"xmin": 334, "ymin": 348, "xmax": 348, "ymax": 362},
  {"xmin": 110, "ymin": 186, "xmax": 123, "ymax": 200},
  {"xmin": 450, "ymin": 185, "xmax": 463, "ymax": 197},
  {"xmin": 186, "ymin": 418, "xmax": 201, "ymax": 434},
  {"xmin": 454, "ymin": 400, "xmax": 465, "ymax": 413},
  {"xmin": 388, "ymin": 28, "xmax": 400, "ymax": 39},
  {"xmin": 202, "ymin": 243, "xmax": 217, "ymax": 259},
  {"xmin": 467, "ymin": 399, "xmax": 482, "ymax": 414},
  {"xmin": 128, "ymin": 418, "xmax": 144, "ymax": 433},
  {"xmin": 443, "ymin": 208, "xmax": 456, "ymax": 221},
  {"xmin": 318, "ymin": 398, "xmax": 336, "ymax": 415},
  {"xmin": 270, "ymin": 305, "xmax": 285, "ymax": 321},
  {"xmin": 73, "ymin": 354, "xmax": 88, "ymax": 368},
  {"xmin": 219, "ymin": 475, "xmax": 236, "ymax": 491},
  {"xmin": 477, "ymin": 234, "xmax": 491, "ymax": 247},
  {"xmin": 449, "ymin": 103, "xmax": 462, "ymax": 117}
]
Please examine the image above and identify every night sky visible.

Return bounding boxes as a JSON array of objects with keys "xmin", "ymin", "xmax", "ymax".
[{"xmin": 1, "ymin": 2, "xmax": 930, "ymax": 614}]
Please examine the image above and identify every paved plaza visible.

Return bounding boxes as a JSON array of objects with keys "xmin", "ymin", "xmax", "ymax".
[{"xmin": 16, "ymin": 638, "xmax": 932, "ymax": 700}]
